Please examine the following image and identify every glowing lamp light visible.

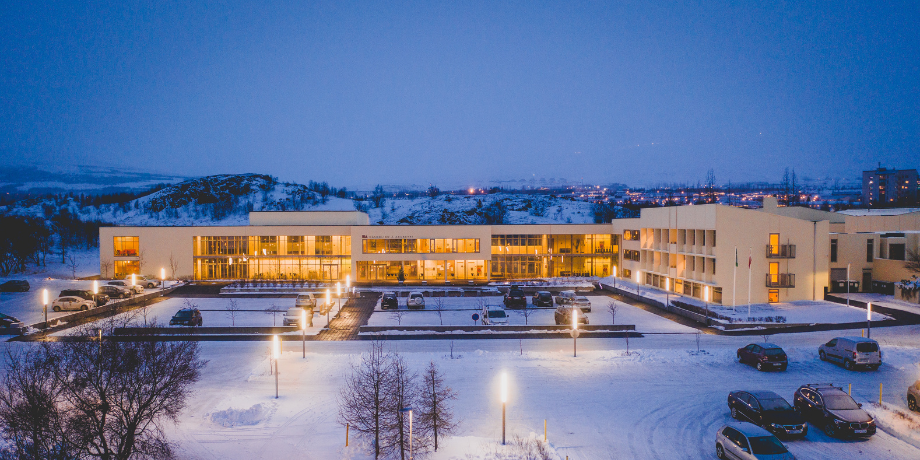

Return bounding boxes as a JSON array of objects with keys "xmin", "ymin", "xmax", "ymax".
[
  {"xmin": 93, "ymin": 280, "xmax": 98, "ymax": 294},
  {"xmin": 272, "ymin": 335, "xmax": 280, "ymax": 360},
  {"xmin": 228, "ymin": 257, "xmax": 233, "ymax": 266},
  {"xmin": 665, "ymin": 277, "xmax": 669, "ymax": 291},
  {"xmin": 160, "ymin": 267, "xmax": 166, "ymax": 280},
  {"xmin": 326, "ymin": 289, "xmax": 331, "ymax": 307},
  {"xmin": 42, "ymin": 289, "xmax": 48, "ymax": 306},
  {"xmin": 301, "ymin": 309, "xmax": 307, "ymax": 331},
  {"xmin": 613, "ymin": 265, "xmax": 618, "ymax": 277},
  {"xmin": 572, "ymin": 308, "xmax": 578, "ymax": 330},
  {"xmin": 346, "ymin": 275, "xmax": 351, "ymax": 289},
  {"xmin": 131, "ymin": 274, "xmax": 136, "ymax": 286},
  {"xmin": 336, "ymin": 282, "xmax": 341, "ymax": 297},
  {"xmin": 500, "ymin": 372, "xmax": 508, "ymax": 403},
  {"xmin": 867, "ymin": 303, "xmax": 872, "ymax": 321}
]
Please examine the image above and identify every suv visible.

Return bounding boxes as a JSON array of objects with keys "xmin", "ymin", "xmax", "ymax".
[
  {"xmin": 554, "ymin": 306, "xmax": 588, "ymax": 325},
  {"xmin": 737, "ymin": 343, "xmax": 788, "ymax": 372},
  {"xmin": 556, "ymin": 290, "xmax": 577, "ymax": 305},
  {"xmin": 170, "ymin": 308, "xmax": 203, "ymax": 326},
  {"xmin": 60, "ymin": 289, "xmax": 109, "ymax": 307},
  {"xmin": 727, "ymin": 390, "xmax": 807, "ymax": 438},
  {"xmin": 108, "ymin": 280, "xmax": 144, "ymax": 295},
  {"xmin": 908, "ymin": 380, "xmax": 920, "ymax": 412},
  {"xmin": 98, "ymin": 284, "xmax": 132, "ymax": 299},
  {"xmin": 295, "ymin": 293, "xmax": 317, "ymax": 310},
  {"xmin": 0, "ymin": 280, "xmax": 30, "ymax": 292},
  {"xmin": 124, "ymin": 275, "xmax": 160, "ymax": 288},
  {"xmin": 482, "ymin": 308, "xmax": 508, "ymax": 325},
  {"xmin": 380, "ymin": 292, "xmax": 398, "ymax": 310},
  {"xmin": 503, "ymin": 285, "xmax": 526, "ymax": 309},
  {"xmin": 51, "ymin": 296, "xmax": 95, "ymax": 312},
  {"xmin": 819, "ymin": 337, "xmax": 881, "ymax": 371},
  {"xmin": 283, "ymin": 307, "xmax": 309, "ymax": 327},
  {"xmin": 531, "ymin": 291, "xmax": 553, "ymax": 307},
  {"xmin": 715, "ymin": 424, "xmax": 794, "ymax": 460},
  {"xmin": 793, "ymin": 383, "xmax": 875, "ymax": 438},
  {"xmin": 407, "ymin": 291, "xmax": 425, "ymax": 309}
]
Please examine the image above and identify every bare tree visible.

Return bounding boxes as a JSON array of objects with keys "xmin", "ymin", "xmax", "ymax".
[
  {"xmin": 385, "ymin": 354, "xmax": 420, "ymax": 460},
  {"xmin": 906, "ymin": 249, "xmax": 920, "ymax": 274},
  {"xmin": 66, "ymin": 253, "xmax": 78, "ymax": 280},
  {"xmin": 520, "ymin": 302, "xmax": 534, "ymax": 326},
  {"xmin": 100, "ymin": 260, "xmax": 112, "ymax": 279},
  {"xmin": 226, "ymin": 298, "xmax": 241, "ymax": 326},
  {"xmin": 607, "ymin": 301, "xmax": 619, "ymax": 325},
  {"xmin": 168, "ymin": 253, "xmax": 180, "ymax": 280},
  {"xmin": 418, "ymin": 361, "xmax": 458, "ymax": 452},
  {"xmin": 390, "ymin": 310, "xmax": 406, "ymax": 326},
  {"xmin": 434, "ymin": 297, "xmax": 445, "ymax": 326},
  {"xmin": 136, "ymin": 249, "xmax": 147, "ymax": 277},
  {"xmin": 338, "ymin": 340, "xmax": 396, "ymax": 459}
]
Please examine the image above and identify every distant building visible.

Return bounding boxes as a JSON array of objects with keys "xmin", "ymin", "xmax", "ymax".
[{"xmin": 862, "ymin": 166, "xmax": 919, "ymax": 207}]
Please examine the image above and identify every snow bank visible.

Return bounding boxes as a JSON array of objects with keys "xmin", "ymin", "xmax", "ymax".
[{"xmin": 210, "ymin": 404, "xmax": 268, "ymax": 427}]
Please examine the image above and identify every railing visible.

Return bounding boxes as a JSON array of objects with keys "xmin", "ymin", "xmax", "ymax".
[
  {"xmin": 766, "ymin": 273, "xmax": 795, "ymax": 288},
  {"xmin": 766, "ymin": 244, "xmax": 796, "ymax": 258}
]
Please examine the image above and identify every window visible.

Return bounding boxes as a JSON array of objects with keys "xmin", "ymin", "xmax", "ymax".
[
  {"xmin": 866, "ymin": 239, "xmax": 874, "ymax": 262},
  {"xmin": 115, "ymin": 260, "xmax": 140, "ymax": 278},
  {"xmin": 711, "ymin": 258, "xmax": 716, "ymax": 275},
  {"xmin": 287, "ymin": 236, "xmax": 304, "ymax": 255},
  {"xmin": 889, "ymin": 243, "xmax": 906, "ymax": 261},
  {"xmin": 622, "ymin": 268, "xmax": 632, "ymax": 278},
  {"xmin": 624, "ymin": 250, "xmax": 640, "ymax": 262},
  {"xmin": 114, "ymin": 236, "xmax": 139, "ymax": 257},
  {"xmin": 315, "ymin": 236, "xmax": 332, "ymax": 255},
  {"xmin": 769, "ymin": 234, "xmax": 780, "ymax": 255},
  {"xmin": 768, "ymin": 289, "xmax": 779, "ymax": 303},
  {"xmin": 830, "ymin": 239, "xmax": 838, "ymax": 263},
  {"xmin": 623, "ymin": 230, "xmax": 640, "ymax": 241},
  {"xmin": 768, "ymin": 262, "xmax": 779, "ymax": 283}
]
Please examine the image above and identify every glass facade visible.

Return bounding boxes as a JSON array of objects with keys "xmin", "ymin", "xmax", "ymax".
[
  {"xmin": 114, "ymin": 260, "xmax": 140, "ymax": 278},
  {"xmin": 193, "ymin": 235, "xmax": 351, "ymax": 280},
  {"xmin": 356, "ymin": 260, "xmax": 487, "ymax": 282},
  {"xmin": 114, "ymin": 236, "xmax": 139, "ymax": 257},
  {"xmin": 361, "ymin": 238, "xmax": 480, "ymax": 254},
  {"xmin": 489, "ymin": 234, "xmax": 618, "ymax": 279}
]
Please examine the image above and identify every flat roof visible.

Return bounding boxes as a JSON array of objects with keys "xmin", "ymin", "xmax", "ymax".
[{"xmin": 838, "ymin": 208, "xmax": 920, "ymax": 216}]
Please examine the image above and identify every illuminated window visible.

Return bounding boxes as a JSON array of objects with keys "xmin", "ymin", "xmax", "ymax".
[
  {"xmin": 114, "ymin": 236, "xmax": 139, "ymax": 257},
  {"xmin": 115, "ymin": 260, "xmax": 140, "ymax": 278},
  {"xmin": 768, "ymin": 289, "xmax": 779, "ymax": 303}
]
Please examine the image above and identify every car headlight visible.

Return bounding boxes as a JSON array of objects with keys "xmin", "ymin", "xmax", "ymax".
[
  {"xmin": 769, "ymin": 423, "xmax": 781, "ymax": 429},
  {"xmin": 833, "ymin": 418, "xmax": 847, "ymax": 426}
]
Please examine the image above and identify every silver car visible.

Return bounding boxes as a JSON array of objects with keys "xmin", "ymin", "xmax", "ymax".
[
  {"xmin": 716, "ymin": 423, "xmax": 795, "ymax": 460},
  {"xmin": 908, "ymin": 379, "xmax": 920, "ymax": 412},
  {"xmin": 574, "ymin": 296, "xmax": 592, "ymax": 312},
  {"xmin": 818, "ymin": 337, "xmax": 881, "ymax": 371}
]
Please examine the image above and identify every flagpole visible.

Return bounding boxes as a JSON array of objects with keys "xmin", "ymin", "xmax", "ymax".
[
  {"xmin": 846, "ymin": 263, "xmax": 851, "ymax": 308},
  {"xmin": 732, "ymin": 247, "xmax": 737, "ymax": 310},
  {"xmin": 747, "ymin": 247, "xmax": 752, "ymax": 319}
]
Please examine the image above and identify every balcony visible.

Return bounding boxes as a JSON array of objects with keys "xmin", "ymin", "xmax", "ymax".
[
  {"xmin": 766, "ymin": 244, "xmax": 796, "ymax": 259},
  {"xmin": 766, "ymin": 273, "xmax": 795, "ymax": 288}
]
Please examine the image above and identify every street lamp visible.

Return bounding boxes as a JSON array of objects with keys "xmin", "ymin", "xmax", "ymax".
[
  {"xmin": 703, "ymin": 286, "xmax": 711, "ymax": 326},
  {"xmin": 399, "ymin": 407, "xmax": 413, "ymax": 459},
  {"xmin": 42, "ymin": 289, "xmax": 48, "ymax": 324},
  {"xmin": 613, "ymin": 265, "xmax": 617, "ymax": 289},
  {"xmin": 160, "ymin": 267, "xmax": 166, "ymax": 288},
  {"xmin": 665, "ymin": 277, "xmax": 670, "ymax": 307},
  {"xmin": 867, "ymin": 303, "xmax": 872, "ymax": 338},
  {"xmin": 272, "ymin": 335, "xmax": 280, "ymax": 398},
  {"xmin": 346, "ymin": 274, "xmax": 351, "ymax": 297},
  {"xmin": 325, "ymin": 289, "xmax": 331, "ymax": 328},
  {"xmin": 500, "ymin": 372, "xmax": 508, "ymax": 445},
  {"xmin": 336, "ymin": 282, "xmax": 342, "ymax": 314},
  {"xmin": 301, "ymin": 309, "xmax": 307, "ymax": 358},
  {"xmin": 131, "ymin": 273, "xmax": 136, "ymax": 288},
  {"xmin": 572, "ymin": 306, "xmax": 579, "ymax": 357}
]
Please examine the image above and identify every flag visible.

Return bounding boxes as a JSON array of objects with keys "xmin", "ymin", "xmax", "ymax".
[
  {"xmin": 735, "ymin": 248, "xmax": 738, "ymax": 267},
  {"xmin": 748, "ymin": 252, "xmax": 752, "ymax": 269}
]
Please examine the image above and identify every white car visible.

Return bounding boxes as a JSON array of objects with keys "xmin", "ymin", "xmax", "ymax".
[
  {"xmin": 124, "ymin": 275, "xmax": 160, "ymax": 288},
  {"xmin": 574, "ymin": 296, "xmax": 591, "ymax": 312},
  {"xmin": 51, "ymin": 296, "xmax": 95, "ymax": 312},
  {"xmin": 295, "ymin": 293, "xmax": 317, "ymax": 310},
  {"xmin": 108, "ymin": 280, "xmax": 144, "ymax": 295},
  {"xmin": 407, "ymin": 291, "xmax": 425, "ymax": 309},
  {"xmin": 715, "ymin": 423, "xmax": 795, "ymax": 460},
  {"xmin": 283, "ymin": 307, "xmax": 311, "ymax": 327},
  {"xmin": 482, "ymin": 308, "xmax": 508, "ymax": 325}
]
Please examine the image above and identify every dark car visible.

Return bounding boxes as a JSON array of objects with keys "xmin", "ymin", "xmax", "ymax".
[
  {"xmin": 554, "ymin": 306, "xmax": 588, "ymax": 325},
  {"xmin": 737, "ymin": 343, "xmax": 788, "ymax": 372},
  {"xmin": 503, "ymin": 285, "xmax": 526, "ymax": 309},
  {"xmin": 0, "ymin": 280, "xmax": 30, "ymax": 292},
  {"xmin": 381, "ymin": 292, "xmax": 398, "ymax": 310},
  {"xmin": 98, "ymin": 284, "xmax": 132, "ymax": 299},
  {"xmin": 728, "ymin": 390, "xmax": 807, "ymax": 438},
  {"xmin": 532, "ymin": 291, "xmax": 553, "ymax": 307},
  {"xmin": 793, "ymin": 383, "xmax": 875, "ymax": 438},
  {"xmin": 170, "ymin": 308, "xmax": 203, "ymax": 326},
  {"xmin": 59, "ymin": 289, "xmax": 109, "ymax": 307}
]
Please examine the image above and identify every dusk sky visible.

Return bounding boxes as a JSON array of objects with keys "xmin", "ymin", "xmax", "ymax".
[{"xmin": 2, "ymin": 1, "xmax": 918, "ymax": 189}]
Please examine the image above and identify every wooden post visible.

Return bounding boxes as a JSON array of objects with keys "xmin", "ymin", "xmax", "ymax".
[
  {"xmin": 848, "ymin": 383, "xmax": 851, "ymax": 395},
  {"xmin": 346, "ymin": 423, "xmax": 349, "ymax": 447},
  {"xmin": 544, "ymin": 419, "xmax": 547, "ymax": 442},
  {"xmin": 879, "ymin": 383, "xmax": 883, "ymax": 405}
]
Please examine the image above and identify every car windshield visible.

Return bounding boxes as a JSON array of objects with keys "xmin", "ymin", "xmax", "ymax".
[
  {"xmin": 764, "ymin": 348, "xmax": 784, "ymax": 356},
  {"xmin": 748, "ymin": 436, "xmax": 787, "ymax": 455},
  {"xmin": 509, "ymin": 290, "xmax": 524, "ymax": 296},
  {"xmin": 761, "ymin": 398, "xmax": 792, "ymax": 411},
  {"xmin": 856, "ymin": 342, "xmax": 879, "ymax": 353},
  {"xmin": 824, "ymin": 394, "xmax": 860, "ymax": 410},
  {"xmin": 174, "ymin": 310, "xmax": 193, "ymax": 318},
  {"xmin": 296, "ymin": 295, "xmax": 311, "ymax": 300},
  {"xmin": 489, "ymin": 311, "xmax": 507, "ymax": 318},
  {"xmin": 538, "ymin": 293, "xmax": 551, "ymax": 299}
]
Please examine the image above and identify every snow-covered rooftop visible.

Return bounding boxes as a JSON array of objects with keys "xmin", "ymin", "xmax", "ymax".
[{"xmin": 838, "ymin": 208, "xmax": 920, "ymax": 216}]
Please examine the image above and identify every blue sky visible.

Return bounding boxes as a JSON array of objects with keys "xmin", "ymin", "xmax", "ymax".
[{"xmin": 1, "ymin": 1, "xmax": 918, "ymax": 189}]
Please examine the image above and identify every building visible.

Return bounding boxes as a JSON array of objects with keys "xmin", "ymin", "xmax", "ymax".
[
  {"xmin": 862, "ymin": 166, "xmax": 920, "ymax": 207},
  {"xmin": 99, "ymin": 211, "xmax": 618, "ymax": 284},
  {"xmin": 830, "ymin": 208, "xmax": 920, "ymax": 293}
]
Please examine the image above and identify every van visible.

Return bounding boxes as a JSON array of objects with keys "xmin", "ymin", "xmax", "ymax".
[{"xmin": 819, "ymin": 337, "xmax": 881, "ymax": 371}]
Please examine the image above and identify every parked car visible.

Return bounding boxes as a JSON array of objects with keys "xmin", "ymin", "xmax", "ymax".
[
  {"xmin": 124, "ymin": 275, "xmax": 160, "ymax": 288},
  {"xmin": 380, "ymin": 291, "xmax": 399, "ymax": 310},
  {"xmin": 98, "ymin": 284, "xmax": 132, "ymax": 299},
  {"xmin": 793, "ymin": 383, "xmax": 875, "ymax": 438},
  {"xmin": 0, "ymin": 313, "xmax": 24, "ymax": 330},
  {"xmin": 108, "ymin": 280, "xmax": 144, "ymax": 295},
  {"xmin": 504, "ymin": 285, "xmax": 526, "ymax": 309},
  {"xmin": 715, "ymin": 424, "xmax": 795, "ymax": 460},
  {"xmin": 574, "ymin": 296, "xmax": 591, "ymax": 312},
  {"xmin": 51, "ymin": 296, "xmax": 95, "ymax": 312},
  {"xmin": 727, "ymin": 390, "xmax": 807, "ymax": 438},
  {"xmin": 59, "ymin": 289, "xmax": 109, "ymax": 307},
  {"xmin": 531, "ymin": 291, "xmax": 554, "ymax": 307},
  {"xmin": 295, "ymin": 292, "xmax": 317, "ymax": 310},
  {"xmin": 554, "ymin": 306, "xmax": 588, "ymax": 325},
  {"xmin": 818, "ymin": 337, "xmax": 881, "ymax": 371},
  {"xmin": 907, "ymin": 379, "xmax": 920, "ymax": 412},
  {"xmin": 555, "ymin": 290, "xmax": 577, "ymax": 305},
  {"xmin": 482, "ymin": 308, "xmax": 508, "ymax": 325},
  {"xmin": 407, "ymin": 291, "xmax": 425, "ymax": 309},
  {"xmin": 737, "ymin": 343, "xmax": 788, "ymax": 372},
  {"xmin": 170, "ymin": 308, "xmax": 203, "ymax": 326},
  {"xmin": 0, "ymin": 280, "xmax": 30, "ymax": 292},
  {"xmin": 283, "ymin": 307, "xmax": 308, "ymax": 327}
]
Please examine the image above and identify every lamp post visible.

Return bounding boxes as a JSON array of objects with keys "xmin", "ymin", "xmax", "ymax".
[
  {"xmin": 325, "ymin": 289, "xmax": 331, "ymax": 327},
  {"xmin": 345, "ymin": 274, "xmax": 351, "ymax": 298},
  {"xmin": 161, "ymin": 267, "xmax": 166, "ymax": 288},
  {"xmin": 336, "ymin": 282, "xmax": 342, "ymax": 314},
  {"xmin": 703, "ymin": 286, "xmax": 711, "ymax": 326},
  {"xmin": 500, "ymin": 372, "xmax": 507, "ymax": 445},
  {"xmin": 867, "ymin": 303, "xmax": 872, "ymax": 339},
  {"xmin": 665, "ymin": 277, "xmax": 670, "ymax": 307},
  {"xmin": 301, "ymin": 309, "xmax": 307, "ymax": 358},
  {"xmin": 42, "ymin": 289, "xmax": 48, "ymax": 324},
  {"xmin": 272, "ymin": 335, "xmax": 280, "ymax": 398},
  {"xmin": 613, "ymin": 265, "xmax": 617, "ymax": 289},
  {"xmin": 399, "ymin": 407, "xmax": 413, "ymax": 459},
  {"xmin": 572, "ymin": 307, "xmax": 579, "ymax": 357}
]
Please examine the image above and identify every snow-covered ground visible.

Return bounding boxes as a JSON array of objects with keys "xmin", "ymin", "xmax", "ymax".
[
  {"xmin": 836, "ymin": 292, "xmax": 920, "ymax": 317},
  {"xmin": 600, "ymin": 277, "xmax": 890, "ymax": 324},
  {"xmin": 367, "ymin": 295, "xmax": 697, "ymax": 333},
  {"xmin": 145, "ymin": 325, "xmax": 920, "ymax": 459}
]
